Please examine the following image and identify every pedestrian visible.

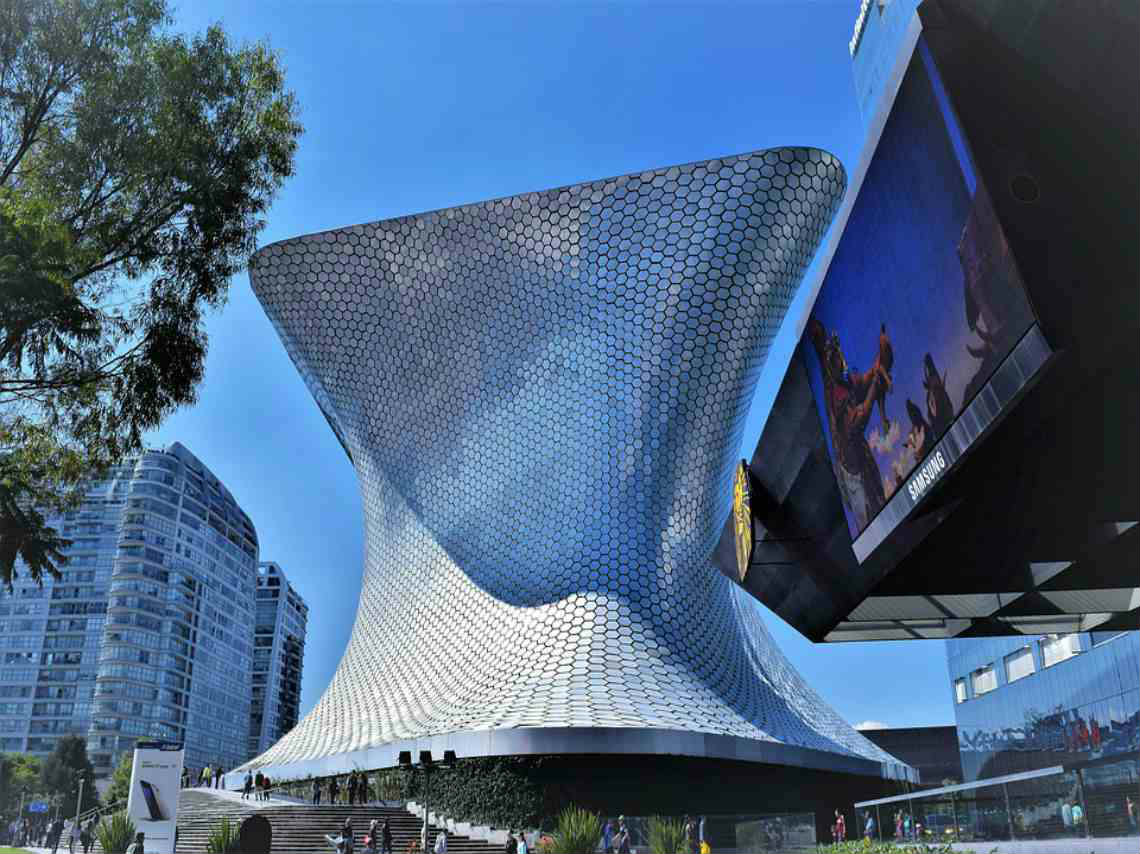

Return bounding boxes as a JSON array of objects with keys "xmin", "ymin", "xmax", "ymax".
[
  {"xmin": 263, "ymin": 773, "xmax": 272, "ymax": 800},
  {"xmin": 864, "ymin": 813, "xmax": 875, "ymax": 840},
  {"xmin": 215, "ymin": 766, "xmax": 223, "ymax": 789},
  {"xmin": 1127, "ymin": 795, "xmax": 1137, "ymax": 831},
  {"xmin": 313, "ymin": 777, "xmax": 323, "ymax": 805},
  {"xmin": 1071, "ymin": 801, "xmax": 1084, "ymax": 828},
  {"xmin": 503, "ymin": 830, "xmax": 516, "ymax": 854},
  {"xmin": 617, "ymin": 820, "xmax": 631, "ymax": 854},
  {"xmin": 602, "ymin": 819, "xmax": 615, "ymax": 854},
  {"xmin": 330, "ymin": 776, "xmax": 340, "ymax": 805},
  {"xmin": 49, "ymin": 817, "xmax": 65, "ymax": 854},
  {"xmin": 433, "ymin": 829, "xmax": 447, "ymax": 854},
  {"xmin": 835, "ymin": 810, "xmax": 845, "ymax": 842},
  {"xmin": 243, "ymin": 770, "xmax": 253, "ymax": 800},
  {"xmin": 381, "ymin": 818, "xmax": 393, "ymax": 854},
  {"xmin": 515, "ymin": 830, "xmax": 526, "ymax": 854},
  {"xmin": 126, "ymin": 832, "xmax": 145, "ymax": 854},
  {"xmin": 255, "ymin": 771, "xmax": 264, "ymax": 801},
  {"xmin": 181, "ymin": 767, "xmax": 189, "ymax": 789},
  {"xmin": 350, "ymin": 771, "xmax": 359, "ymax": 806},
  {"xmin": 685, "ymin": 815, "xmax": 698, "ymax": 854},
  {"xmin": 81, "ymin": 819, "xmax": 95, "ymax": 854},
  {"xmin": 342, "ymin": 818, "xmax": 355, "ymax": 854},
  {"xmin": 201, "ymin": 765, "xmax": 211, "ymax": 787}
]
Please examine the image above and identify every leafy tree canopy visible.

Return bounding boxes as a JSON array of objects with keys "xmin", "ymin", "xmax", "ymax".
[
  {"xmin": 0, "ymin": 0, "xmax": 302, "ymax": 588},
  {"xmin": 40, "ymin": 733, "xmax": 99, "ymax": 817},
  {"xmin": 0, "ymin": 752, "xmax": 43, "ymax": 812},
  {"xmin": 103, "ymin": 751, "xmax": 133, "ymax": 809}
]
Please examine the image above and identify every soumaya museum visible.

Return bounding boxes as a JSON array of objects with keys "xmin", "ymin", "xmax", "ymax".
[
  {"xmin": 225, "ymin": 0, "xmax": 1138, "ymax": 849},
  {"xmin": 4, "ymin": 1, "xmax": 1130, "ymax": 853}
]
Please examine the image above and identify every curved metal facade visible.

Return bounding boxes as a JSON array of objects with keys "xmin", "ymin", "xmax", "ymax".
[{"xmin": 243, "ymin": 149, "xmax": 911, "ymax": 781}]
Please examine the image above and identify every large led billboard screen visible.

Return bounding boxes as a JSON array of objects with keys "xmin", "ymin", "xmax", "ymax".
[{"xmin": 801, "ymin": 38, "xmax": 1038, "ymax": 546}]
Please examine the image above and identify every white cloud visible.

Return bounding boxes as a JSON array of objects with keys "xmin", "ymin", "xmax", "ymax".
[
  {"xmin": 868, "ymin": 419, "xmax": 901, "ymax": 455},
  {"xmin": 855, "ymin": 720, "xmax": 888, "ymax": 730}
]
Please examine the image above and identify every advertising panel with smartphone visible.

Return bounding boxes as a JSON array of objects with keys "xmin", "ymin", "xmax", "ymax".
[
  {"xmin": 126, "ymin": 741, "xmax": 184, "ymax": 853},
  {"xmin": 800, "ymin": 36, "xmax": 1037, "ymax": 547}
]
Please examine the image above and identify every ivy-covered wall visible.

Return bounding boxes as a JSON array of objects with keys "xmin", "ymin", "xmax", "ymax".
[
  {"xmin": 395, "ymin": 755, "xmax": 909, "ymax": 836},
  {"xmin": 399, "ymin": 757, "xmax": 549, "ymax": 829}
]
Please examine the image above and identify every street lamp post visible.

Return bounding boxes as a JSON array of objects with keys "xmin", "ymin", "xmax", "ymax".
[{"xmin": 73, "ymin": 774, "xmax": 86, "ymax": 854}]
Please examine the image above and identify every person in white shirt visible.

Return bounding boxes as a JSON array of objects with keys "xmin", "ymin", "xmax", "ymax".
[{"xmin": 433, "ymin": 830, "xmax": 447, "ymax": 854}]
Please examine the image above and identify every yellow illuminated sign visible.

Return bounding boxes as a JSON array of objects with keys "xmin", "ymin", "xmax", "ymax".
[{"xmin": 733, "ymin": 460, "xmax": 753, "ymax": 583}]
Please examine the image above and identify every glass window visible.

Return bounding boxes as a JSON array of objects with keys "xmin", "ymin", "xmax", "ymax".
[
  {"xmin": 1040, "ymin": 633, "xmax": 1081, "ymax": 667},
  {"xmin": 972, "ymin": 664, "xmax": 997, "ymax": 696},
  {"xmin": 1004, "ymin": 647, "xmax": 1035, "ymax": 683},
  {"xmin": 954, "ymin": 678, "xmax": 968, "ymax": 703}
]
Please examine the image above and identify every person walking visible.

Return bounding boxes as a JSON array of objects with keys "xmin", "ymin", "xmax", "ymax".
[
  {"xmin": 602, "ymin": 819, "xmax": 615, "ymax": 854},
  {"xmin": 200, "ymin": 765, "xmax": 211, "ymax": 787},
  {"xmin": 329, "ymin": 776, "xmax": 340, "ymax": 805},
  {"xmin": 381, "ymin": 818, "xmax": 393, "ymax": 854},
  {"xmin": 81, "ymin": 819, "xmax": 95, "ymax": 854},
  {"xmin": 864, "ymin": 813, "xmax": 876, "ymax": 841},
  {"xmin": 342, "ymin": 818, "xmax": 355, "ymax": 854},
  {"xmin": 685, "ymin": 815, "xmax": 698, "ymax": 854},
  {"xmin": 243, "ymin": 770, "xmax": 253, "ymax": 800},
  {"xmin": 433, "ymin": 829, "xmax": 447, "ymax": 854},
  {"xmin": 48, "ymin": 817, "xmax": 65, "ymax": 854},
  {"xmin": 126, "ymin": 832, "xmax": 146, "ymax": 854},
  {"xmin": 617, "ymin": 820, "xmax": 631, "ymax": 854},
  {"xmin": 214, "ymin": 766, "xmax": 223, "ymax": 789},
  {"xmin": 515, "ymin": 830, "xmax": 526, "ymax": 854},
  {"xmin": 835, "ymin": 810, "xmax": 846, "ymax": 842},
  {"xmin": 312, "ymin": 777, "xmax": 323, "ymax": 805}
]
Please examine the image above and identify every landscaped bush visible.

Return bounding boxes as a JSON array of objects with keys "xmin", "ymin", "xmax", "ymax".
[
  {"xmin": 95, "ymin": 810, "xmax": 136, "ymax": 854},
  {"xmin": 646, "ymin": 815, "xmax": 687, "ymax": 854},
  {"xmin": 206, "ymin": 816, "xmax": 240, "ymax": 853},
  {"xmin": 551, "ymin": 805, "xmax": 601, "ymax": 854},
  {"xmin": 817, "ymin": 842, "xmax": 966, "ymax": 854}
]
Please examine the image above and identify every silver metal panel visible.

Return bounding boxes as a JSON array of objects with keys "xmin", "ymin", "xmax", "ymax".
[{"xmin": 241, "ymin": 148, "xmax": 912, "ymax": 783}]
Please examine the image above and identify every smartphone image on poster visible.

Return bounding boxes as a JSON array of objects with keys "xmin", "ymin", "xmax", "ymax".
[{"xmin": 138, "ymin": 780, "xmax": 165, "ymax": 821}]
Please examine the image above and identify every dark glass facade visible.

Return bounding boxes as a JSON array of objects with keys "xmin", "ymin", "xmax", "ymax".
[
  {"xmin": 862, "ymin": 726, "xmax": 963, "ymax": 787},
  {"xmin": 948, "ymin": 631, "xmax": 1140, "ymax": 782}
]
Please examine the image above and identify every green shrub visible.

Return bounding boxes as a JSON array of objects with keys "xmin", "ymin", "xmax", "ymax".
[
  {"xmin": 96, "ymin": 810, "xmax": 136, "ymax": 854},
  {"xmin": 647, "ymin": 816, "xmax": 686, "ymax": 854},
  {"xmin": 206, "ymin": 816, "xmax": 240, "ymax": 853},
  {"xmin": 552, "ymin": 805, "xmax": 600, "ymax": 854}
]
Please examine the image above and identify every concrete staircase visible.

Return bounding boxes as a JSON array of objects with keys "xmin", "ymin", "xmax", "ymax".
[{"xmin": 174, "ymin": 790, "xmax": 501, "ymax": 854}]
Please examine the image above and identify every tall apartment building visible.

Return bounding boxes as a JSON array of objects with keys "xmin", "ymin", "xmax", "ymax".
[
  {"xmin": 248, "ymin": 562, "xmax": 308, "ymax": 758},
  {"xmin": 0, "ymin": 443, "xmax": 260, "ymax": 776}
]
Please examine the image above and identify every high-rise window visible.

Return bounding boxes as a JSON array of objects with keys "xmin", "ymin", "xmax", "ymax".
[
  {"xmin": 1003, "ymin": 646, "xmax": 1035, "ymax": 683},
  {"xmin": 971, "ymin": 664, "xmax": 997, "ymax": 696},
  {"xmin": 953, "ymin": 678, "xmax": 968, "ymax": 703},
  {"xmin": 1040, "ymin": 633, "xmax": 1081, "ymax": 667}
]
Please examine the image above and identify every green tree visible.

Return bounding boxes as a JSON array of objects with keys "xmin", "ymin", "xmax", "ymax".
[
  {"xmin": 103, "ymin": 751, "xmax": 133, "ymax": 808},
  {"xmin": 0, "ymin": 0, "xmax": 302, "ymax": 588},
  {"xmin": 39, "ymin": 734, "xmax": 98, "ymax": 817},
  {"xmin": 0, "ymin": 752, "xmax": 43, "ymax": 813}
]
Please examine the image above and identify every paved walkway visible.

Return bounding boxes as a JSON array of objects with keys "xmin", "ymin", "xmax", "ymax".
[{"xmin": 180, "ymin": 785, "xmax": 301, "ymax": 809}]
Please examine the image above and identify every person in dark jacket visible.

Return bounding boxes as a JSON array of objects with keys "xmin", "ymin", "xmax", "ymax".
[
  {"xmin": 312, "ymin": 777, "xmax": 323, "ymax": 805},
  {"xmin": 381, "ymin": 819, "xmax": 393, "ymax": 854}
]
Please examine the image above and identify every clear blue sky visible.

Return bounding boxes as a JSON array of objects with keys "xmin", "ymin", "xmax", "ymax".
[{"xmin": 149, "ymin": 0, "xmax": 954, "ymax": 731}]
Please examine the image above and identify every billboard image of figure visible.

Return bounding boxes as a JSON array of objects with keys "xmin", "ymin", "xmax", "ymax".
[{"xmin": 802, "ymin": 38, "xmax": 1036, "ymax": 539}]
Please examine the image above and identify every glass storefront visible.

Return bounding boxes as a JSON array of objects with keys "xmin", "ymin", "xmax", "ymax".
[{"xmin": 856, "ymin": 756, "xmax": 1140, "ymax": 843}]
